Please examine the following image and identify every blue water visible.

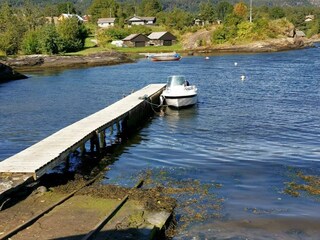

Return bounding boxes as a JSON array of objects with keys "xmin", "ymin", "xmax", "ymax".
[{"xmin": 1, "ymin": 48, "xmax": 320, "ymax": 239}]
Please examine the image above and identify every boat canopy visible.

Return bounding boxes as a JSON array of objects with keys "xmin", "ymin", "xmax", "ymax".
[{"xmin": 167, "ymin": 75, "xmax": 186, "ymax": 87}]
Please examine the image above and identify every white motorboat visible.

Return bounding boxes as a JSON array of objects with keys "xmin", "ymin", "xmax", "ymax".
[{"xmin": 161, "ymin": 75, "xmax": 197, "ymax": 108}]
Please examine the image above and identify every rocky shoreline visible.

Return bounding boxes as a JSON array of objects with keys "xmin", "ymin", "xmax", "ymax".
[
  {"xmin": 185, "ymin": 37, "xmax": 316, "ymax": 54},
  {"xmin": 2, "ymin": 51, "xmax": 133, "ymax": 71},
  {"xmin": 0, "ymin": 51, "xmax": 134, "ymax": 82}
]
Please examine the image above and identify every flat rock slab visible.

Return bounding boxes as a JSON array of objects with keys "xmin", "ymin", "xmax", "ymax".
[{"xmin": 0, "ymin": 192, "xmax": 171, "ymax": 240}]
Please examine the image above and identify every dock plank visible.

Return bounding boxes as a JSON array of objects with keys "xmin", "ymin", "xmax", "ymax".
[{"xmin": 0, "ymin": 84, "xmax": 165, "ymax": 178}]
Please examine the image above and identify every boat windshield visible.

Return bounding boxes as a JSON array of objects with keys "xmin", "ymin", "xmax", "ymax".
[{"xmin": 167, "ymin": 76, "xmax": 186, "ymax": 87}]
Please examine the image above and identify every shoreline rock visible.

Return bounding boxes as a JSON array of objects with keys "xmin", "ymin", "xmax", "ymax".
[
  {"xmin": 2, "ymin": 51, "xmax": 134, "ymax": 71},
  {"xmin": 0, "ymin": 63, "xmax": 28, "ymax": 83}
]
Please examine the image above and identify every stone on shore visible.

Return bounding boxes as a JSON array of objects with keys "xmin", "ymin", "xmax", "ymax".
[{"xmin": 0, "ymin": 62, "xmax": 28, "ymax": 83}]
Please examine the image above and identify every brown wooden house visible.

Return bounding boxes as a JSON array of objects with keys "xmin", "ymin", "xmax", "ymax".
[
  {"xmin": 123, "ymin": 34, "xmax": 150, "ymax": 47},
  {"xmin": 148, "ymin": 32, "xmax": 177, "ymax": 46}
]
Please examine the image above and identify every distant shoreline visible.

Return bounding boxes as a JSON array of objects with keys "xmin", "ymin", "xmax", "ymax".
[
  {"xmin": 184, "ymin": 37, "xmax": 317, "ymax": 55},
  {"xmin": 1, "ymin": 51, "xmax": 133, "ymax": 72},
  {"xmin": 1, "ymin": 38, "xmax": 317, "ymax": 80}
]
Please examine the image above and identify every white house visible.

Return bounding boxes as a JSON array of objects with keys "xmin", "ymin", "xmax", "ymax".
[
  {"xmin": 127, "ymin": 16, "xmax": 156, "ymax": 26},
  {"xmin": 97, "ymin": 18, "xmax": 116, "ymax": 28}
]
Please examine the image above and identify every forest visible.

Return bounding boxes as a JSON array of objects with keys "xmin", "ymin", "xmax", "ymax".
[{"xmin": 0, "ymin": 0, "xmax": 320, "ymax": 56}]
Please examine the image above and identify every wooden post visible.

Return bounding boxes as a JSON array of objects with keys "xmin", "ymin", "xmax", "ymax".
[
  {"xmin": 116, "ymin": 121, "xmax": 120, "ymax": 134},
  {"xmin": 90, "ymin": 132, "xmax": 100, "ymax": 153},
  {"xmin": 109, "ymin": 125, "xmax": 114, "ymax": 145},
  {"xmin": 80, "ymin": 143, "xmax": 86, "ymax": 156},
  {"xmin": 64, "ymin": 155, "xmax": 70, "ymax": 173},
  {"xmin": 99, "ymin": 130, "xmax": 106, "ymax": 149}
]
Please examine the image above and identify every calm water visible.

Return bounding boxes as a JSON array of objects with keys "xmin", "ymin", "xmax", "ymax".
[{"xmin": 1, "ymin": 47, "xmax": 320, "ymax": 239}]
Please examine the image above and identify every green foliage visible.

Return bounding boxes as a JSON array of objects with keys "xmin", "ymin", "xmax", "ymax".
[
  {"xmin": 96, "ymin": 29, "xmax": 112, "ymax": 48},
  {"xmin": 237, "ymin": 21, "xmax": 254, "ymax": 39},
  {"xmin": 216, "ymin": 1, "xmax": 233, "ymax": 22},
  {"xmin": 159, "ymin": 8, "xmax": 194, "ymax": 30},
  {"xmin": 96, "ymin": 25, "xmax": 152, "ymax": 45},
  {"xmin": 129, "ymin": 25, "xmax": 153, "ymax": 35},
  {"xmin": 211, "ymin": 13, "xmax": 295, "ymax": 45},
  {"xmin": 139, "ymin": 0, "xmax": 162, "ymax": 16},
  {"xmin": 22, "ymin": 29, "xmax": 41, "ymax": 54},
  {"xmin": 269, "ymin": 7, "xmax": 285, "ymax": 19},
  {"xmin": 306, "ymin": 19, "xmax": 320, "ymax": 37},
  {"xmin": 57, "ymin": 2, "xmax": 76, "ymax": 14},
  {"xmin": 198, "ymin": 2, "xmax": 215, "ymax": 22},
  {"xmin": 56, "ymin": 18, "xmax": 88, "ymax": 52},
  {"xmin": 211, "ymin": 25, "xmax": 237, "ymax": 44},
  {"xmin": 38, "ymin": 24, "xmax": 60, "ymax": 54},
  {"xmin": 211, "ymin": 25, "xmax": 227, "ymax": 44},
  {"xmin": 88, "ymin": 0, "xmax": 118, "ymax": 23},
  {"xmin": 102, "ymin": 27, "xmax": 130, "ymax": 40}
]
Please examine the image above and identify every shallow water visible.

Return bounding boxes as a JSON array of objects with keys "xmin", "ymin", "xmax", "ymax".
[{"xmin": 1, "ymin": 47, "xmax": 320, "ymax": 239}]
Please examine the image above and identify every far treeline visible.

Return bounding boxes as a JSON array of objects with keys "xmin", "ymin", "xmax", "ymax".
[{"xmin": 1, "ymin": 0, "xmax": 320, "ymax": 56}]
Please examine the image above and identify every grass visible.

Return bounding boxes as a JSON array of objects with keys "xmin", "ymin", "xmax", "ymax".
[
  {"xmin": 66, "ymin": 37, "xmax": 183, "ymax": 56},
  {"xmin": 112, "ymin": 43, "xmax": 183, "ymax": 53}
]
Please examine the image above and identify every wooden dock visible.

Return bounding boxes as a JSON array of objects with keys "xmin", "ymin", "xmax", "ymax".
[{"xmin": 0, "ymin": 84, "xmax": 165, "ymax": 198}]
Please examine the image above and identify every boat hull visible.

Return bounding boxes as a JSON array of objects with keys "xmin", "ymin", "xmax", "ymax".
[
  {"xmin": 162, "ymin": 94, "xmax": 197, "ymax": 108},
  {"xmin": 150, "ymin": 56, "xmax": 181, "ymax": 62}
]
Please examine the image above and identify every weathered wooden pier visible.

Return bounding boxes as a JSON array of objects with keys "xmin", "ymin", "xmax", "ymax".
[{"xmin": 0, "ymin": 84, "xmax": 165, "ymax": 199}]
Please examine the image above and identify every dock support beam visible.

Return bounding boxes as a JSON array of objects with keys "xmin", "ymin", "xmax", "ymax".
[
  {"xmin": 90, "ymin": 132, "xmax": 100, "ymax": 154},
  {"xmin": 99, "ymin": 131, "xmax": 106, "ymax": 149}
]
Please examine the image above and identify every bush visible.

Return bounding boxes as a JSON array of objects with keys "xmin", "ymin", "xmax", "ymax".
[
  {"xmin": 103, "ymin": 27, "xmax": 130, "ymax": 40},
  {"xmin": 56, "ymin": 18, "xmax": 88, "ymax": 52},
  {"xmin": 237, "ymin": 21, "xmax": 254, "ymax": 40},
  {"xmin": 211, "ymin": 25, "xmax": 229, "ymax": 44},
  {"xmin": 38, "ymin": 25, "xmax": 60, "ymax": 54},
  {"xmin": 96, "ymin": 29, "xmax": 112, "ymax": 48},
  {"xmin": 22, "ymin": 29, "xmax": 41, "ymax": 54}
]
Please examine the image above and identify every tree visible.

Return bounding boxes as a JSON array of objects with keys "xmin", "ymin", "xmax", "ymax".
[
  {"xmin": 57, "ymin": 2, "xmax": 76, "ymax": 14},
  {"xmin": 216, "ymin": 1, "xmax": 233, "ymax": 22},
  {"xmin": 199, "ymin": 2, "xmax": 215, "ymax": 23},
  {"xmin": 88, "ymin": 0, "xmax": 118, "ymax": 23},
  {"xmin": 56, "ymin": 17, "xmax": 88, "ymax": 52},
  {"xmin": 233, "ymin": 1, "xmax": 248, "ymax": 20},
  {"xmin": 38, "ymin": 24, "xmax": 60, "ymax": 54},
  {"xmin": 20, "ymin": 0, "xmax": 46, "ymax": 31},
  {"xmin": 269, "ymin": 7, "xmax": 285, "ymax": 20},
  {"xmin": 0, "ymin": 3, "xmax": 26, "ymax": 55},
  {"xmin": 139, "ymin": 0, "xmax": 162, "ymax": 16},
  {"xmin": 163, "ymin": 8, "xmax": 193, "ymax": 30},
  {"xmin": 22, "ymin": 29, "xmax": 41, "ymax": 54}
]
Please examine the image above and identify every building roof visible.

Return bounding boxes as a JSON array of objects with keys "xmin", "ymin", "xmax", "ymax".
[
  {"xmin": 127, "ymin": 16, "xmax": 156, "ymax": 22},
  {"xmin": 148, "ymin": 32, "xmax": 167, "ymax": 39},
  {"xmin": 123, "ymin": 33, "xmax": 149, "ymax": 42},
  {"xmin": 97, "ymin": 18, "xmax": 116, "ymax": 23},
  {"xmin": 123, "ymin": 34, "xmax": 140, "ymax": 41},
  {"xmin": 60, "ymin": 13, "xmax": 84, "ymax": 22},
  {"xmin": 148, "ymin": 31, "xmax": 176, "ymax": 40}
]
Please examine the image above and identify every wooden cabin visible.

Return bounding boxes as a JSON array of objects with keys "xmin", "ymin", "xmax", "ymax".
[
  {"xmin": 148, "ymin": 32, "xmax": 177, "ymax": 46},
  {"xmin": 123, "ymin": 34, "xmax": 150, "ymax": 47}
]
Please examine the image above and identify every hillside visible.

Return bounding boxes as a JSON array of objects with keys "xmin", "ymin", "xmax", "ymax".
[{"xmin": 1, "ymin": 0, "xmax": 320, "ymax": 11}]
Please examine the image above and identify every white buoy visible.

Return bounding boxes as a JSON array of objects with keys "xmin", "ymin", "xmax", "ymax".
[
  {"xmin": 241, "ymin": 75, "xmax": 246, "ymax": 81},
  {"xmin": 234, "ymin": 62, "xmax": 238, "ymax": 66},
  {"xmin": 205, "ymin": 56, "xmax": 209, "ymax": 60}
]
